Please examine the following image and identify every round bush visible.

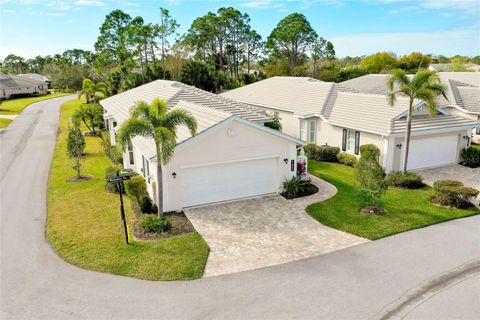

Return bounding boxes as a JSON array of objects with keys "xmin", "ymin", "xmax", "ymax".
[
  {"xmin": 140, "ymin": 215, "xmax": 171, "ymax": 233},
  {"xmin": 385, "ymin": 172, "xmax": 424, "ymax": 189},
  {"xmin": 337, "ymin": 152, "xmax": 358, "ymax": 167},
  {"xmin": 433, "ymin": 179, "xmax": 479, "ymax": 208}
]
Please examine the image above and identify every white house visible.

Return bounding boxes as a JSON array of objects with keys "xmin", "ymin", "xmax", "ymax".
[
  {"xmin": 222, "ymin": 76, "xmax": 480, "ymax": 172},
  {"xmin": 0, "ymin": 72, "xmax": 49, "ymax": 99},
  {"xmin": 100, "ymin": 80, "xmax": 304, "ymax": 212},
  {"xmin": 17, "ymin": 73, "xmax": 52, "ymax": 89}
]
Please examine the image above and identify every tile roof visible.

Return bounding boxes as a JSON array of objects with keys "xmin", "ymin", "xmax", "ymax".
[
  {"xmin": 392, "ymin": 115, "xmax": 479, "ymax": 134},
  {"xmin": 220, "ymin": 76, "xmax": 334, "ymax": 117},
  {"xmin": 0, "ymin": 72, "xmax": 46, "ymax": 89}
]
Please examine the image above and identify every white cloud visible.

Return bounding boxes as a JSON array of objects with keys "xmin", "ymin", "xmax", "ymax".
[
  {"xmin": 74, "ymin": 0, "xmax": 104, "ymax": 6},
  {"xmin": 241, "ymin": 0, "xmax": 274, "ymax": 9},
  {"xmin": 330, "ymin": 25, "xmax": 480, "ymax": 57}
]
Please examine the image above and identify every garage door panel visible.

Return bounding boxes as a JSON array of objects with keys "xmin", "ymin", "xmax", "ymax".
[
  {"xmin": 403, "ymin": 135, "xmax": 458, "ymax": 171},
  {"xmin": 180, "ymin": 157, "xmax": 278, "ymax": 208}
]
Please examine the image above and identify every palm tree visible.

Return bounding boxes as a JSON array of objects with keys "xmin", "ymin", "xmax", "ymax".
[
  {"xmin": 387, "ymin": 69, "xmax": 448, "ymax": 173},
  {"xmin": 117, "ymin": 98, "xmax": 197, "ymax": 216},
  {"xmin": 78, "ymin": 79, "xmax": 108, "ymax": 104}
]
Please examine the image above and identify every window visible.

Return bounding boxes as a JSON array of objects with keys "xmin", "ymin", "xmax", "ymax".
[
  {"xmin": 127, "ymin": 141, "xmax": 134, "ymax": 165},
  {"xmin": 291, "ymin": 160, "xmax": 295, "ymax": 172},
  {"xmin": 299, "ymin": 119, "xmax": 307, "ymax": 141},
  {"xmin": 346, "ymin": 130, "xmax": 356, "ymax": 153},
  {"xmin": 309, "ymin": 120, "xmax": 316, "ymax": 143},
  {"xmin": 342, "ymin": 129, "xmax": 360, "ymax": 155},
  {"xmin": 113, "ymin": 121, "xmax": 117, "ymax": 128}
]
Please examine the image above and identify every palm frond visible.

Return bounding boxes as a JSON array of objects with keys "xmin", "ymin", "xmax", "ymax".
[
  {"xmin": 130, "ymin": 101, "xmax": 151, "ymax": 119},
  {"xmin": 387, "ymin": 69, "xmax": 409, "ymax": 91},
  {"xmin": 161, "ymin": 108, "xmax": 198, "ymax": 136},
  {"xmin": 150, "ymin": 98, "xmax": 168, "ymax": 120},
  {"xmin": 411, "ymin": 69, "xmax": 436, "ymax": 90},
  {"xmin": 155, "ymin": 127, "xmax": 176, "ymax": 164},
  {"xmin": 117, "ymin": 118, "xmax": 154, "ymax": 150},
  {"xmin": 387, "ymin": 92, "xmax": 397, "ymax": 107},
  {"xmin": 415, "ymin": 89, "xmax": 437, "ymax": 115},
  {"xmin": 423, "ymin": 82, "xmax": 448, "ymax": 101}
]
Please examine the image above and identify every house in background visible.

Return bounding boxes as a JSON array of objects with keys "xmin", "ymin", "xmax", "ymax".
[
  {"xmin": 17, "ymin": 73, "xmax": 52, "ymax": 89},
  {"xmin": 100, "ymin": 80, "xmax": 304, "ymax": 212},
  {"xmin": 222, "ymin": 76, "xmax": 480, "ymax": 172},
  {"xmin": 0, "ymin": 72, "xmax": 49, "ymax": 99},
  {"xmin": 429, "ymin": 63, "xmax": 480, "ymax": 72}
]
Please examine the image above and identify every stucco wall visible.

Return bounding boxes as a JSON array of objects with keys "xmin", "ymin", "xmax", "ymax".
[
  {"xmin": 258, "ymin": 106, "xmax": 299, "ymax": 138},
  {"xmin": 0, "ymin": 84, "xmax": 48, "ymax": 99}
]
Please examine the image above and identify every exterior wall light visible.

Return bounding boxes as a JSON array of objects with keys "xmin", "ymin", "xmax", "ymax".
[
  {"xmin": 396, "ymin": 144, "xmax": 402, "ymax": 149},
  {"xmin": 284, "ymin": 158, "xmax": 288, "ymax": 164},
  {"xmin": 172, "ymin": 172, "xmax": 177, "ymax": 179}
]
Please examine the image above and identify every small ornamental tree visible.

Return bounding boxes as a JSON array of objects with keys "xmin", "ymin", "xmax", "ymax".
[
  {"xmin": 72, "ymin": 103, "xmax": 104, "ymax": 135},
  {"xmin": 355, "ymin": 144, "xmax": 388, "ymax": 210},
  {"xmin": 66, "ymin": 123, "xmax": 86, "ymax": 178}
]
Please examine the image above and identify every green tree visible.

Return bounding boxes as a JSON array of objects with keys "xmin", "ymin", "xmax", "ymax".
[
  {"xmin": 310, "ymin": 37, "xmax": 335, "ymax": 78},
  {"xmin": 397, "ymin": 52, "xmax": 431, "ymax": 72},
  {"xmin": 181, "ymin": 60, "xmax": 215, "ymax": 91},
  {"xmin": 360, "ymin": 52, "xmax": 398, "ymax": 73},
  {"xmin": 78, "ymin": 79, "xmax": 108, "ymax": 104},
  {"xmin": 159, "ymin": 8, "xmax": 179, "ymax": 79},
  {"xmin": 387, "ymin": 69, "xmax": 448, "ymax": 173},
  {"xmin": 338, "ymin": 65, "xmax": 368, "ymax": 81},
  {"xmin": 72, "ymin": 103, "xmax": 104, "ymax": 134},
  {"xmin": 2, "ymin": 54, "xmax": 28, "ymax": 73},
  {"xmin": 66, "ymin": 123, "xmax": 86, "ymax": 178},
  {"xmin": 117, "ymin": 98, "xmax": 197, "ymax": 216},
  {"xmin": 355, "ymin": 144, "xmax": 387, "ymax": 209},
  {"xmin": 266, "ymin": 13, "xmax": 317, "ymax": 76},
  {"xmin": 264, "ymin": 113, "xmax": 282, "ymax": 131}
]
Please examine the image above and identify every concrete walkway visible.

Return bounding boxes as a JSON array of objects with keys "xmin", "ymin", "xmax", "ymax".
[
  {"xmin": 1, "ymin": 96, "xmax": 479, "ymax": 319},
  {"xmin": 185, "ymin": 175, "xmax": 368, "ymax": 277}
]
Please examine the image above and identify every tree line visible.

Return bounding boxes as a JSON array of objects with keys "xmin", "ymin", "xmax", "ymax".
[{"xmin": 2, "ymin": 7, "xmax": 479, "ymax": 94}]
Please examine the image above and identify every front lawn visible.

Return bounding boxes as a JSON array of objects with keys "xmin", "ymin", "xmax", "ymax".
[
  {"xmin": 47, "ymin": 98, "xmax": 209, "ymax": 280},
  {"xmin": 307, "ymin": 161, "xmax": 479, "ymax": 240},
  {"xmin": 0, "ymin": 118, "xmax": 13, "ymax": 128},
  {"xmin": 0, "ymin": 93, "xmax": 69, "ymax": 115}
]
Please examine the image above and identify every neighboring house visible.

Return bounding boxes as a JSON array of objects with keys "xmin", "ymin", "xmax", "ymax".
[
  {"xmin": 100, "ymin": 80, "xmax": 304, "ymax": 212},
  {"xmin": 0, "ymin": 72, "xmax": 49, "ymax": 99},
  {"xmin": 17, "ymin": 73, "xmax": 52, "ymax": 89},
  {"xmin": 429, "ymin": 63, "xmax": 480, "ymax": 72},
  {"xmin": 222, "ymin": 76, "xmax": 480, "ymax": 172}
]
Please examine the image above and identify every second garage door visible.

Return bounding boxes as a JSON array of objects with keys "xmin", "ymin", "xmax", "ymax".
[
  {"xmin": 402, "ymin": 134, "xmax": 459, "ymax": 171},
  {"xmin": 180, "ymin": 157, "xmax": 279, "ymax": 208}
]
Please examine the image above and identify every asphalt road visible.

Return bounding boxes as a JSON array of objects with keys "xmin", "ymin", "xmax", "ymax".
[{"xmin": 1, "ymin": 96, "xmax": 479, "ymax": 320}]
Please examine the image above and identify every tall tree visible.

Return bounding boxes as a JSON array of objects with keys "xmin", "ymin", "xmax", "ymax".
[
  {"xmin": 2, "ymin": 54, "xmax": 28, "ymax": 74},
  {"xmin": 266, "ymin": 13, "xmax": 317, "ymax": 76},
  {"xmin": 243, "ymin": 29, "xmax": 262, "ymax": 74},
  {"xmin": 117, "ymin": 98, "xmax": 197, "ymax": 216},
  {"xmin": 360, "ymin": 52, "xmax": 397, "ymax": 73},
  {"xmin": 310, "ymin": 37, "xmax": 335, "ymax": 78},
  {"xmin": 158, "ymin": 8, "xmax": 179, "ymax": 79},
  {"xmin": 387, "ymin": 70, "xmax": 448, "ymax": 173}
]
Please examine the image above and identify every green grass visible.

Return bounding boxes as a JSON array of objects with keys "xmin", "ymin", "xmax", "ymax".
[
  {"xmin": 0, "ymin": 118, "xmax": 13, "ymax": 128},
  {"xmin": 471, "ymin": 143, "xmax": 480, "ymax": 151},
  {"xmin": 307, "ymin": 161, "xmax": 479, "ymax": 240},
  {"xmin": 0, "ymin": 93, "xmax": 69, "ymax": 115},
  {"xmin": 47, "ymin": 98, "xmax": 209, "ymax": 280}
]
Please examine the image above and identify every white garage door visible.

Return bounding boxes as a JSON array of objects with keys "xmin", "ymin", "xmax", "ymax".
[
  {"xmin": 180, "ymin": 157, "xmax": 279, "ymax": 208},
  {"xmin": 403, "ymin": 134, "xmax": 459, "ymax": 171}
]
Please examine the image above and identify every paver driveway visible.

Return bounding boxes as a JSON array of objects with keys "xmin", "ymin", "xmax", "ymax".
[
  {"xmin": 417, "ymin": 165, "xmax": 480, "ymax": 206},
  {"xmin": 185, "ymin": 175, "xmax": 368, "ymax": 277}
]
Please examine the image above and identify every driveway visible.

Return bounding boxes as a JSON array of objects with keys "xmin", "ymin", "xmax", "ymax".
[
  {"xmin": 185, "ymin": 176, "xmax": 368, "ymax": 276},
  {"xmin": 417, "ymin": 165, "xmax": 480, "ymax": 205},
  {"xmin": 1, "ymin": 96, "xmax": 479, "ymax": 319}
]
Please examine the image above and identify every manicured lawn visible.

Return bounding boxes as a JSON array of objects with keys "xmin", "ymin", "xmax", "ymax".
[
  {"xmin": 307, "ymin": 161, "xmax": 479, "ymax": 240},
  {"xmin": 472, "ymin": 143, "xmax": 480, "ymax": 151},
  {"xmin": 0, "ymin": 93, "xmax": 69, "ymax": 115},
  {"xmin": 0, "ymin": 118, "xmax": 13, "ymax": 128},
  {"xmin": 47, "ymin": 98, "xmax": 209, "ymax": 280}
]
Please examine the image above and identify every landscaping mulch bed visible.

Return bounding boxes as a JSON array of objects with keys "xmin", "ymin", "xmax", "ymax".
[
  {"xmin": 282, "ymin": 182, "xmax": 319, "ymax": 200},
  {"xmin": 132, "ymin": 211, "xmax": 196, "ymax": 240},
  {"xmin": 67, "ymin": 175, "xmax": 93, "ymax": 183}
]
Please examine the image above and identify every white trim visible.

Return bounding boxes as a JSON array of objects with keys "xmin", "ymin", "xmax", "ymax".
[
  {"xmin": 444, "ymin": 104, "xmax": 480, "ymax": 116},
  {"xmin": 390, "ymin": 125, "xmax": 477, "ymax": 137},
  {"xmin": 180, "ymin": 154, "xmax": 280, "ymax": 169}
]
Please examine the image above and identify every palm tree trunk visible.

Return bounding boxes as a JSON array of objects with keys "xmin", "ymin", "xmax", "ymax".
[
  {"xmin": 402, "ymin": 101, "xmax": 413, "ymax": 173},
  {"xmin": 155, "ymin": 147, "xmax": 163, "ymax": 217}
]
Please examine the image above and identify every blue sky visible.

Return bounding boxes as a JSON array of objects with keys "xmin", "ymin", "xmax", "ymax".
[{"xmin": 0, "ymin": 0, "xmax": 479, "ymax": 60}]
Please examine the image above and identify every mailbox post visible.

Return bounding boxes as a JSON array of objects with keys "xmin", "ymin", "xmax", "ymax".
[{"xmin": 107, "ymin": 172, "xmax": 132, "ymax": 244}]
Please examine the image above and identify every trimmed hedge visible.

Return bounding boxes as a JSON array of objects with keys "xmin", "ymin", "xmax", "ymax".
[
  {"xmin": 433, "ymin": 180, "xmax": 479, "ymax": 208},
  {"xmin": 337, "ymin": 152, "xmax": 358, "ymax": 167},
  {"xmin": 304, "ymin": 144, "xmax": 340, "ymax": 162},
  {"xmin": 461, "ymin": 146, "xmax": 480, "ymax": 168},
  {"xmin": 124, "ymin": 175, "xmax": 148, "ymax": 203},
  {"xmin": 385, "ymin": 172, "xmax": 424, "ymax": 189}
]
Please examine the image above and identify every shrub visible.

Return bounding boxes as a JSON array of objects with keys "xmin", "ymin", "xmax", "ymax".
[
  {"xmin": 304, "ymin": 144, "xmax": 340, "ymax": 162},
  {"xmin": 66, "ymin": 124, "xmax": 86, "ymax": 178},
  {"xmin": 100, "ymin": 130, "xmax": 111, "ymax": 155},
  {"xmin": 281, "ymin": 176, "xmax": 311, "ymax": 199},
  {"xmin": 140, "ymin": 214, "xmax": 171, "ymax": 233},
  {"xmin": 433, "ymin": 180, "xmax": 479, "ymax": 208},
  {"xmin": 461, "ymin": 146, "xmax": 480, "ymax": 168},
  {"xmin": 110, "ymin": 146, "xmax": 124, "ymax": 165},
  {"xmin": 355, "ymin": 144, "xmax": 387, "ymax": 207},
  {"xmin": 385, "ymin": 172, "xmax": 424, "ymax": 189},
  {"xmin": 124, "ymin": 175, "xmax": 148, "ymax": 203},
  {"xmin": 140, "ymin": 195, "xmax": 155, "ymax": 214},
  {"xmin": 105, "ymin": 164, "xmax": 123, "ymax": 193},
  {"xmin": 337, "ymin": 152, "xmax": 358, "ymax": 167}
]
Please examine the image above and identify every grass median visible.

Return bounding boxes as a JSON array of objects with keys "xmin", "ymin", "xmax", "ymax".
[
  {"xmin": 47, "ymin": 98, "xmax": 209, "ymax": 280},
  {"xmin": 307, "ymin": 161, "xmax": 479, "ymax": 240},
  {"xmin": 0, "ymin": 93, "xmax": 69, "ymax": 115}
]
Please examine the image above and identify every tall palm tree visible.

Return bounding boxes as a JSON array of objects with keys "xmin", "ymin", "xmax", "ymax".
[
  {"xmin": 78, "ymin": 79, "xmax": 108, "ymax": 104},
  {"xmin": 387, "ymin": 69, "xmax": 448, "ymax": 173},
  {"xmin": 117, "ymin": 98, "xmax": 197, "ymax": 216}
]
